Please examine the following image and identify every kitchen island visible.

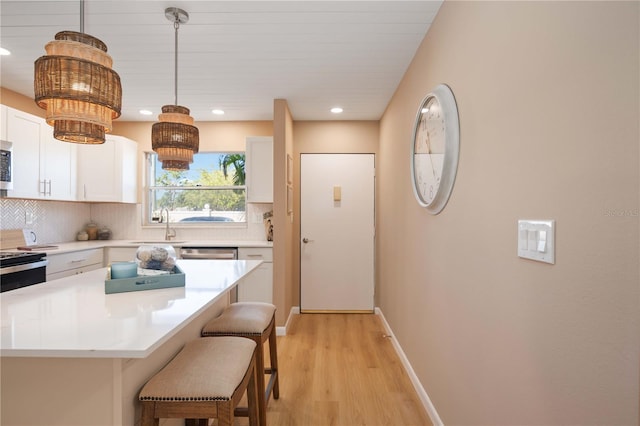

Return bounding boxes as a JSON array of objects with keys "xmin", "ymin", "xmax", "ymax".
[{"xmin": 0, "ymin": 259, "xmax": 262, "ymax": 426}]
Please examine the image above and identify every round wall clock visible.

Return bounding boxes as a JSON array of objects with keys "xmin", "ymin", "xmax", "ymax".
[{"xmin": 410, "ymin": 83, "xmax": 460, "ymax": 214}]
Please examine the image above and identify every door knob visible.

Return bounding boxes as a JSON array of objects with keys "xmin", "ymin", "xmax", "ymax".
[{"xmin": 302, "ymin": 237, "xmax": 313, "ymax": 244}]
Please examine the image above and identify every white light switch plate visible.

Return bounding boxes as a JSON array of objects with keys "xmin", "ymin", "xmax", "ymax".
[{"xmin": 517, "ymin": 220, "xmax": 555, "ymax": 264}]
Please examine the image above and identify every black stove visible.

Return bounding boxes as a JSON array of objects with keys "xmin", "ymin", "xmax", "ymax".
[
  {"xmin": 0, "ymin": 251, "xmax": 48, "ymax": 292},
  {"xmin": 0, "ymin": 251, "xmax": 47, "ymax": 267}
]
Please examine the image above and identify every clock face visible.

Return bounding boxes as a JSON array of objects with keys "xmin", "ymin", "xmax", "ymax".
[{"xmin": 411, "ymin": 84, "xmax": 460, "ymax": 214}]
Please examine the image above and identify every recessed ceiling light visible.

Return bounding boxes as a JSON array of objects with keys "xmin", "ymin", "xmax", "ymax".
[
  {"xmin": 212, "ymin": 109, "xmax": 225, "ymax": 115},
  {"xmin": 331, "ymin": 107, "xmax": 343, "ymax": 114},
  {"xmin": 0, "ymin": 48, "xmax": 10, "ymax": 56},
  {"xmin": 139, "ymin": 109, "xmax": 153, "ymax": 116}
]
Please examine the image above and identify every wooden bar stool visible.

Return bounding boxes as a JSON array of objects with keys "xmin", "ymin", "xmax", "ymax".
[
  {"xmin": 139, "ymin": 336, "xmax": 259, "ymax": 426},
  {"xmin": 202, "ymin": 302, "xmax": 279, "ymax": 426}
]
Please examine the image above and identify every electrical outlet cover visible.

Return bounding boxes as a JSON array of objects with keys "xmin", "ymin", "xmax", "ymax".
[{"xmin": 22, "ymin": 229, "xmax": 38, "ymax": 245}]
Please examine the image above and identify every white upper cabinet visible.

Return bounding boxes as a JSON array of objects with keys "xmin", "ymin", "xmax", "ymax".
[
  {"xmin": 40, "ymin": 124, "xmax": 77, "ymax": 200},
  {"xmin": 76, "ymin": 134, "xmax": 138, "ymax": 203},
  {"xmin": 2, "ymin": 106, "xmax": 76, "ymax": 200},
  {"xmin": 245, "ymin": 136, "xmax": 273, "ymax": 203},
  {"xmin": 0, "ymin": 105, "xmax": 7, "ymax": 140},
  {"xmin": 4, "ymin": 107, "xmax": 41, "ymax": 199}
]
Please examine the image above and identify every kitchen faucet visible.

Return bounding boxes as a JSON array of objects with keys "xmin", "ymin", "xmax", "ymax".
[{"xmin": 162, "ymin": 209, "xmax": 176, "ymax": 241}]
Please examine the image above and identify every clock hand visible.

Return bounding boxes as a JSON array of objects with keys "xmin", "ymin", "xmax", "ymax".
[
  {"xmin": 425, "ymin": 130, "xmax": 438, "ymax": 180},
  {"xmin": 424, "ymin": 122, "xmax": 432, "ymax": 153}
]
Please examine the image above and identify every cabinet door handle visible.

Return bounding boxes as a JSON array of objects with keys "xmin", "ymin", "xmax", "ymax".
[{"xmin": 47, "ymin": 180, "xmax": 52, "ymax": 196}]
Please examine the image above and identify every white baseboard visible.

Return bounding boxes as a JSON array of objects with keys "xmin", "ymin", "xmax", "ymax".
[
  {"xmin": 375, "ymin": 307, "xmax": 443, "ymax": 426},
  {"xmin": 276, "ymin": 306, "xmax": 299, "ymax": 336}
]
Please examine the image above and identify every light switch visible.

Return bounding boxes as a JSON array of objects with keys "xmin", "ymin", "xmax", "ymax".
[
  {"xmin": 518, "ymin": 229, "xmax": 528, "ymax": 251},
  {"xmin": 537, "ymin": 230, "xmax": 547, "ymax": 252},
  {"xmin": 517, "ymin": 220, "xmax": 555, "ymax": 264},
  {"xmin": 527, "ymin": 230, "xmax": 537, "ymax": 251}
]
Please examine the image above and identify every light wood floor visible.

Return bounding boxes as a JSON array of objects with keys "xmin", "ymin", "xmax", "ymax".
[{"xmin": 233, "ymin": 313, "xmax": 432, "ymax": 426}]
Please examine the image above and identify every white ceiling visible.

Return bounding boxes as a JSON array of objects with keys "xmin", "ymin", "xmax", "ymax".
[{"xmin": 0, "ymin": 1, "xmax": 442, "ymax": 122}]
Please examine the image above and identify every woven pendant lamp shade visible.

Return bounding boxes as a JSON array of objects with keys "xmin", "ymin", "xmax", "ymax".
[
  {"xmin": 34, "ymin": 31, "xmax": 122, "ymax": 144},
  {"xmin": 151, "ymin": 7, "xmax": 199, "ymax": 171},
  {"xmin": 152, "ymin": 105, "xmax": 199, "ymax": 171}
]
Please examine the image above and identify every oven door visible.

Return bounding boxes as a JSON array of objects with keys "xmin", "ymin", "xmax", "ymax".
[{"xmin": 0, "ymin": 260, "xmax": 47, "ymax": 292}]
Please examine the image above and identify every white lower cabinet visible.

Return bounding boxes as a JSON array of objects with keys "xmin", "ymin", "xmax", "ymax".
[
  {"xmin": 238, "ymin": 247, "xmax": 272, "ymax": 303},
  {"xmin": 46, "ymin": 248, "xmax": 104, "ymax": 281},
  {"xmin": 105, "ymin": 247, "xmax": 138, "ymax": 264}
]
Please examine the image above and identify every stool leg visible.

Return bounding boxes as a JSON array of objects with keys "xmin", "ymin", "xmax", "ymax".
[
  {"xmin": 253, "ymin": 336, "xmax": 267, "ymax": 426},
  {"xmin": 140, "ymin": 401, "xmax": 158, "ymax": 426},
  {"xmin": 247, "ymin": 359, "xmax": 260, "ymax": 426},
  {"xmin": 268, "ymin": 324, "xmax": 279, "ymax": 399},
  {"xmin": 218, "ymin": 401, "xmax": 234, "ymax": 426}
]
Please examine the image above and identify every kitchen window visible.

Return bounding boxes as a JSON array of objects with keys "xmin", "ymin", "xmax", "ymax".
[{"xmin": 144, "ymin": 152, "xmax": 246, "ymax": 225}]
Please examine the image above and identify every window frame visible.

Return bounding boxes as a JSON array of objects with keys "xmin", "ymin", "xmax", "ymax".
[{"xmin": 142, "ymin": 151, "xmax": 248, "ymax": 228}]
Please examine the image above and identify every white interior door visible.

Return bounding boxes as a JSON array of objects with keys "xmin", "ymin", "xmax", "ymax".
[{"xmin": 300, "ymin": 154, "xmax": 375, "ymax": 312}]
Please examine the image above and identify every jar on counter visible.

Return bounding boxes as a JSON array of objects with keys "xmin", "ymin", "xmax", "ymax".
[
  {"xmin": 86, "ymin": 222, "xmax": 98, "ymax": 240},
  {"xmin": 76, "ymin": 231, "xmax": 89, "ymax": 241},
  {"xmin": 98, "ymin": 227, "xmax": 112, "ymax": 240}
]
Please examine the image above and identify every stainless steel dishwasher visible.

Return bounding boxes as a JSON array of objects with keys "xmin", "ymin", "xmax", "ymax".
[
  {"xmin": 179, "ymin": 247, "xmax": 239, "ymax": 300},
  {"xmin": 179, "ymin": 247, "xmax": 238, "ymax": 260}
]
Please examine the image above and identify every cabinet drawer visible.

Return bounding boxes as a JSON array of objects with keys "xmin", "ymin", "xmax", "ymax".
[
  {"xmin": 47, "ymin": 248, "xmax": 104, "ymax": 274},
  {"xmin": 47, "ymin": 264, "xmax": 101, "ymax": 281},
  {"xmin": 238, "ymin": 247, "xmax": 272, "ymax": 262}
]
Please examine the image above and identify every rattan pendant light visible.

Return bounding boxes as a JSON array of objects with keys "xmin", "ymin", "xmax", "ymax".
[
  {"xmin": 151, "ymin": 7, "xmax": 199, "ymax": 171},
  {"xmin": 34, "ymin": 0, "xmax": 121, "ymax": 144}
]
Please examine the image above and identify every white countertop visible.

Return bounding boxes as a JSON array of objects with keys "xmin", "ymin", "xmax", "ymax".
[
  {"xmin": 0, "ymin": 259, "xmax": 262, "ymax": 358},
  {"xmin": 8, "ymin": 239, "xmax": 273, "ymax": 256},
  {"xmin": 14, "ymin": 239, "xmax": 273, "ymax": 255}
]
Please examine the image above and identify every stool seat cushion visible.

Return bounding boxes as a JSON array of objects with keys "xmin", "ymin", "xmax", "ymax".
[
  {"xmin": 202, "ymin": 302, "xmax": 276, "ymax": 336},
  {"xmin": 139, "ymin": 336, "xmax": 256, "ymax": 402}
]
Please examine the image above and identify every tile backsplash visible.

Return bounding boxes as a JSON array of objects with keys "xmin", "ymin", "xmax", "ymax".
[
  {"xmin": 1, "ymin": 199, "xmax": 271, "ymax": 244},
  {"xmin": 1, "ymin": 198, "xmax": 90, "ymax": 243}
]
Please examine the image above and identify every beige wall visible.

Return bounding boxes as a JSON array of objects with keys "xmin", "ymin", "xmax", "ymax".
[
  {"xmin": 1, "ymin": 88, "xmax": 44, "ymax": 117},
  {"xmin": 113, "ymin": 120, "xmax": 273, "ymax": 152},
  {"xmin": 113, "ymin": 121, "xmax": 273, "ymax": 203},
  {"xmin": 292, "ymin": 121, "xmax": 380, "ymax": 306},
  {"xmin": 0, "ymin": 91, "xmax": 273, "ymax": 204},
  {"xmin": 378, "ymin": 1, "xmax": 639, "ymax": 424},
  {"xmin": 273, "ymin": 99, "xmax": 295, "ymax": 325}
]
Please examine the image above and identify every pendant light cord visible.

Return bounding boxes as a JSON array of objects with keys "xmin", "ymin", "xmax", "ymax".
[
  {"xmin": 174, "ymin": 17, "xmax": 180, "ymax": 106},
  {"xmin": 79, "ymin": 0, "xmax": 84, "ymax": 33}
]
